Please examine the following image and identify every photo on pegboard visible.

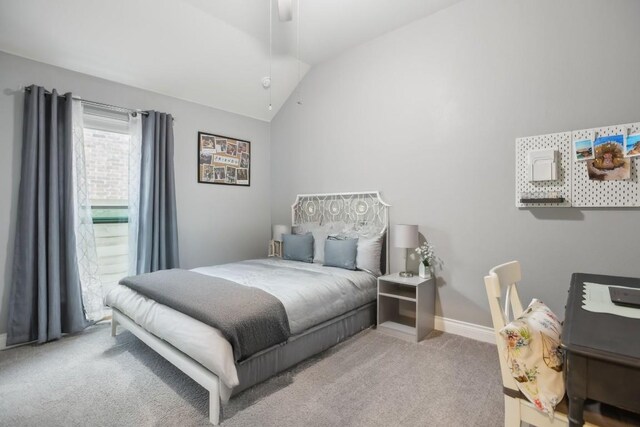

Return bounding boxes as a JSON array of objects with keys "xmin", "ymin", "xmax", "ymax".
[
  {"xmin": 625, "ymin": 133, "xmax": 640, "ymax": 157},
  {"xmin": 573, "ymin": 138, "xmax": 594, "ymax": 161},
  {"xmin": 587, "ymin": 134, "xmax": 630, "ymax": 181}
]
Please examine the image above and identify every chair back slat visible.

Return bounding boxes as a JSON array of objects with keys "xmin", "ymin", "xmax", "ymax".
[
  {"xmin": 508, "ymin": 282, "xmax": 524, "ymax": 320},
  {"xmin": 484, "ymin": 260, "xmax": 524, "ymax": 392}
]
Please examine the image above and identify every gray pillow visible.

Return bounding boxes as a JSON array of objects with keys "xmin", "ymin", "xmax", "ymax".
[
  {"xmin": 324, "ymin": 237, "xmax": 358, "ymax": 270},
  {"xmin": 283, "ymin": 233, "xmax": 314, "ymax": 263}
]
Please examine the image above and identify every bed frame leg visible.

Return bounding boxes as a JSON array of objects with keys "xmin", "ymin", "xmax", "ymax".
[
  {"xmin": 209, "ymin": 388, "xmax": 220, "ymax": 425},
  {"xmin": 111, "ymin": 317, "xmax": 119, "ymax": 337}
]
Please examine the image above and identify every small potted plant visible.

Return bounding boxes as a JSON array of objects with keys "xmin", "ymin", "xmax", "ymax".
[{"xmin": 415, "ymin": 241, "xmax": 441, "ymax": 279}]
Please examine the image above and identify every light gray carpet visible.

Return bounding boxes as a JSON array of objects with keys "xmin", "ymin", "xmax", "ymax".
[{"xmin": 0, "ymin": 324, "xmax": 503, "ymax": 426}]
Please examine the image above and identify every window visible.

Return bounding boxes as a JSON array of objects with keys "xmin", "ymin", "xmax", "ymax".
[{"xmin": 82, "ymin": 108, "xmax": 132, "ymax": 291}]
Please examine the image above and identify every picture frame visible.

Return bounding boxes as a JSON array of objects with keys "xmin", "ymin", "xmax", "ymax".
[{"xmin": 198, "ymin": 131, "xmax": 250, "ymax": 186}]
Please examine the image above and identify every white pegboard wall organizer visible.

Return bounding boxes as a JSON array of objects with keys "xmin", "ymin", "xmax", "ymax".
[
  {"xmin": 515, "ymin": 132, "xmax": 572, "ymax": 208},
  {"xmin": 516, "ymin": 121, "xmax": 640, "ymax": 208}
]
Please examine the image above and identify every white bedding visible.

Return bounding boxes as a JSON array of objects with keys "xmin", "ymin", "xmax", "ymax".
[
  {"xmin": 105, "ymin": 258, "xmax": 377, "ymax": 401},
  {"xmin": 107, "ymin": 284, "xmax": 239, "ymax": 400}
]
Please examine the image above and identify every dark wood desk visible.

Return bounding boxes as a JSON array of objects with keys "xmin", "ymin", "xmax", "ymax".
[{"xmin": 561, "ymin": 273, "xmax": 640, "ymax": 427}]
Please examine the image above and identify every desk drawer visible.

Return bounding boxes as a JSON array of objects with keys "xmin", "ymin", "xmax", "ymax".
[{"xmin": 587, "ymin": 358, "xmax": 640, "ymax": 414}]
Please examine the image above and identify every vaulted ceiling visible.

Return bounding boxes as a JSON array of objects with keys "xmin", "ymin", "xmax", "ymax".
[{"xmin": 0, "ymin": 0, "xmax": 461, "ymax": 121}]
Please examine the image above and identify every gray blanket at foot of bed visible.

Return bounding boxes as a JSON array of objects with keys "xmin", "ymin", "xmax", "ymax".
[{"xmin": 119, "ymin": 269, "xmax": 291, "ymax": 361}]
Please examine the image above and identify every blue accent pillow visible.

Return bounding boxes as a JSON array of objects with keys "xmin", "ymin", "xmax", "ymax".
[
  {"xmin": 324, "ymin": 237, "xmax": 358, "ymax": 270},
  {"xmin": 282, "ymin": 233, "xmax": 314, "ymax": 263}
]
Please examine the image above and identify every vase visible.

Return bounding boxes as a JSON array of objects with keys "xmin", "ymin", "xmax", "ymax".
[{"xmin": 419, "ymin": 263, "xmax": 432, "ymax": 279}]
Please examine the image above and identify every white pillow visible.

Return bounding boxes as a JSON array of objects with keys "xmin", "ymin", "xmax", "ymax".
[
  {"xmin": 499, "ymin": 299, "xmax": 564, "ymax": 417},
  {"xmin": 293, "ymin": 223, "xmax": 335, "ymax": 263},
  {"xmin": 310, "ymin": 230, "xmax": 331, "ymax": 263},
  {"xmin": 355, "ymin": 235, "xmax": 383, "ymax": 276}
]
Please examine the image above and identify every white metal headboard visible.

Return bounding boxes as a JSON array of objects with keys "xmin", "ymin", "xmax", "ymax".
[{"xmin": 291, "ymin": 191, "xmax": 391, "ymax": 273}]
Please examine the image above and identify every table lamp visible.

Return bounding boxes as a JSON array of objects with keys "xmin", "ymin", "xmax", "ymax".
[
  {"xmin": 392, "ymin": 224, "xmax": 418, "ymax": 277},
  {"xmin": 269, "ymin": 224, "xmax": 290, "ymax": 257}
]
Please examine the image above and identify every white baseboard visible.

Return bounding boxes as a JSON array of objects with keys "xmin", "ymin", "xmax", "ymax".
[
  {"xmin": 0, "ymin": 333, "xmax": 33, "ymax": 351},
  {"xmin": 434, "ymin": 316, "xmax": 496, "ymax": 344},
  {"xmin": 0, "ymin": 320, "xmax": 495, "ymax": 348}
]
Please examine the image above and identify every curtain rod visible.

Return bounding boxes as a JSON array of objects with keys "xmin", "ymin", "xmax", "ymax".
[{"xmin": 23, "ymin": 86, "xmax": 170, "ymax": 119}]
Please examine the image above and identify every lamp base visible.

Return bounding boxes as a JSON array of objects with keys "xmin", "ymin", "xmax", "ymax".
[
  {"xmin": 399, "ymin": 271, "xmax": 414, "ymax": 278},
  {"xmin": 268, "ymin": 240, "xmax": 283, "ymax": 257}
]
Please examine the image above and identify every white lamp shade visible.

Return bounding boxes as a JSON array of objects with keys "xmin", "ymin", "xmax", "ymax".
[
  {"xmin": 277, "ymin": 0, "xmax": 293, "ymax": 21},
  {"xmin": 392, "ymin": 224, "xmax": 418, "ymax": 248},
  {"xmin": 272, "ymin": 224, "xmax": 290, "ymax": 241}
]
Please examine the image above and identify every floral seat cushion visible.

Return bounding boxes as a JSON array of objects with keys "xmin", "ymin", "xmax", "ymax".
[{"xmin": 500, "ymin": 299, "xmax": 564, "ymax": 417}]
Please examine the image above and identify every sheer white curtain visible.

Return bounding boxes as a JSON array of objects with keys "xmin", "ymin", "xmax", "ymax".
[
  {"xmin": 72, "ymin": 100, "xmax": 106, "ymax": 322},
  {"xmin": 72, "ymin": 103, "xmax": 142, "ymax": 320},
  {"xmin": 128, "ymin": 113, "xmax": 142, "ymax": 276}
]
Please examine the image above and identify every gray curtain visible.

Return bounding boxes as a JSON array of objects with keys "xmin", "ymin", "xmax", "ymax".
[
  {"xmin": 136, "ymin": 111, "xmax": 180, "ymax": 273},
  {"xmin": 7, "ymin": 86, "xmax": 89, "ymax": 345}
]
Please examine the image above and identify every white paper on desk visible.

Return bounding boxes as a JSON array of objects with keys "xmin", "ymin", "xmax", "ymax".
[{"xmin": 582, "ymin": 282, "xmax": 640, "ymax": 319}]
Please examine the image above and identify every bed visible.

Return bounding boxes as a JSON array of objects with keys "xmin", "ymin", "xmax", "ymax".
[{"xmin": 106, "ymin": 191, "xmax": 390, "ymax": 424}]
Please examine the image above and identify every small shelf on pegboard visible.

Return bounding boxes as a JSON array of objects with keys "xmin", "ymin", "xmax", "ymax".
[{"xmin": 519, "ymin": 197, "xmax": 565, "ymax": 204}]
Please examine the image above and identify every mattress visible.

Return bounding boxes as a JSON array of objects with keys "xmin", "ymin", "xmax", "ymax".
[{"xmin": 105, "ymin": 258, "xmax": 377, "ymax": 400}]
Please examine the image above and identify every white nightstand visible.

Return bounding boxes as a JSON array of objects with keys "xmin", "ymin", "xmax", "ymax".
[{"xmin": 377, "ymin": 273, "xmax": 435, "ymax": 342}]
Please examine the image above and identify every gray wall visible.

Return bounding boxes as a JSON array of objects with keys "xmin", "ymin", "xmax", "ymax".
[
  {"xmin": 271, "ymin": 0, "xmax": 640, "ymax": 326},
  {"xmin": 0, "ymin": 51, "xmax": 271, "ymax": 335}
]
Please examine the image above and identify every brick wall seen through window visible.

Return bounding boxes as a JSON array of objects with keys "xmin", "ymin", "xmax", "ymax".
[
  {"xmin": 83, "ymin": 127, "xmax": 131, "ymax": 291},
  {"xmin": 83, "ymin": 128, "xmax": 130, "ymax": 206}
]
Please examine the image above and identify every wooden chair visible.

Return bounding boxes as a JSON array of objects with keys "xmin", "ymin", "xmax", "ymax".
[{"xmin": 484, "ymin": 261, "xmax": 605, "ymax": 427}]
